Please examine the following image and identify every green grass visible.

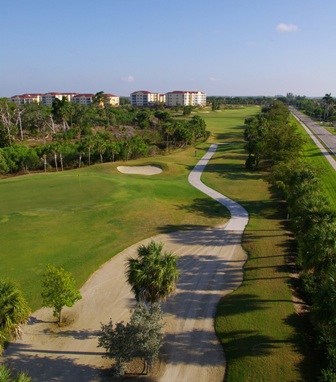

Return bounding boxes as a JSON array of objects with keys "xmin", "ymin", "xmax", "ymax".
[
  {"xmin": 0, "ymin": 148, "xmax": 228, "ymax": 310},
  {"xmin": 292, "ymin": 117, "xmax": 336, "ymax": 208},
  {"xmin": 198, "ymin": 108, "xmax": 316, "ymax": 382},
  {"xmin": 1, "ymin": 106, "xmax": 318, "ymax": 381}
]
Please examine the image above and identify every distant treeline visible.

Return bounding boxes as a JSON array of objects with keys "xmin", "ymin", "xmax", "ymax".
[
  {"xmin": 0, "ymin": 97, "xmax": 208, "ymax": 175},
  {"xmin": 244, "ymin": 100, "xmax": 336, "ymax": 381},
  {"xmin": 277, "ymin": 92, "xmax": 335, "ymax": 123},
  {"xmin": 206, "ymin": 96, "xmax": 274, "ymax": 111}
]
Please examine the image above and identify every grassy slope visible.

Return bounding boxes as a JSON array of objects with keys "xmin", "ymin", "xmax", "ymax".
[
  {"xmin": 198, "ymin": 108, "xmax": 316, "ymax": 382},
  {"xmin": 0, "ymin": 148, "xmax": 228, "ymax": 310}
]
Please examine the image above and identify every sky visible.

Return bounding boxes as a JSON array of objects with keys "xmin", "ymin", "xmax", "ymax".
[{"xmin": 1, "ymin": 0, "xmax": 336, "ymax": 97}]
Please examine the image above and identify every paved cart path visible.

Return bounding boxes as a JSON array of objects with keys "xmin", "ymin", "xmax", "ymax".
[{"xmin": 3, "ymin": 144, "xmax": 248, "ymax": 382}]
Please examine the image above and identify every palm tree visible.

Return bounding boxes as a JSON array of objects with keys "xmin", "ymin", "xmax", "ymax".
[
  {"xmin": 322, "ymin": 93, "xmax": 334, "ymax": 122},
  {"xmin": 0, "ymin": 365, "xmax": 31, "ymax": 382},
  {"xmin": 0, "ymin": 280, "xmax": 30, "ymax": 342},
  {"xmin": 126, "ymin": 241, "xmax": 179, "ymax": 304}
]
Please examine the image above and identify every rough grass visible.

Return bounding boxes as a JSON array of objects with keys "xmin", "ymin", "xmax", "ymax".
[{"xmin": 198, "ymin": 108, "xmax": 317, "ymax": 382}]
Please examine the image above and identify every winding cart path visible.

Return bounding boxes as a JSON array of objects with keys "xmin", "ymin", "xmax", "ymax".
[{"xmin": 3, "ymin": 144, "xmax": 248, "ymax": 382}]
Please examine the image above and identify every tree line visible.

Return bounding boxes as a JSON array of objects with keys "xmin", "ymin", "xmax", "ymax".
[
  {"xmin": 0, "ymin": 95, "xmax": 209, "ymax": 176},
  {"xmin": 278, "ymin": 92, "xmax": 335, "ymax": 124},
  {"xmin": 244, "ymin": 100, "xmax": 336, "ymax": 381}
]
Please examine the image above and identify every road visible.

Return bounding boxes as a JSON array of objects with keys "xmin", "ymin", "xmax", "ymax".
[{"xmin": 289, "ymin": 106, "xmax": 336, "ymax": 171}]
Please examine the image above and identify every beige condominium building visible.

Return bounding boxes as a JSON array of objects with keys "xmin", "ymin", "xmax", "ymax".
[
  {"xmin": 9, "ymin": 92, "xmax": 120, "ymax": 107},
  {"xmin": 104, "ymin": 93, "xmax": 120, "ymax": 106},
  {"xmin": 165, "ymin": 91, "xmax": 206, "ymax": 107},
  {"xmin": 130, "ymin": 90, "xmax": 160, "ymax": 106},
  {"xmin": 71, "ymin": 93, "xmax": 119, "ymax": 106},
  {"xmin": 71, "ymin": 93, "xmax": 95, "ymax": 105},
  {"xmin": 41, "ymin": 92, "xmax": 77, "ymax": 106},
  {"xmin": 10, "ymin": 93, "xmax": 42, "ymax": 105}
]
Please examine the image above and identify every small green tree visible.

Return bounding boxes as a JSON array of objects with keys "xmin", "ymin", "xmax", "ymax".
[
  {"xmin": 98, "ymin": 303, "xmax": 163, "ymax": 377},
  {"xmin": 0, "ymin": 280, "xmax": 30, "ymax": 345},
  {"xmin": 130, "ymin": 303, "xmax": 163, "ymax": 373},
  {"xmin": 41, "ymin": 265, "xmax": 81, "ymax": 323}
]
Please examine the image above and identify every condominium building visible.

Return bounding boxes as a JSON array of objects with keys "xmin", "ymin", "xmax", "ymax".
[
  {"xmin": 130, "ymin": 91, "xmax": 160, "ymax": 106},
  {"xmin": 10, "ymin": 94, "xmax": 42, "ymax": 105},
  {"xmin": 104, "ymin": 94, "xmax": 120, "ymax": 106},
  {"xmin": 159, "ymin": 94, "xmax": 166, "ymax": 104},
  {"xmin": 9, "ymin": 92, "xmax": 120, "ymax": 107},
  {"xmin": 42, "ymin": 92, "xmax": 76, "ymax": 107},
  {"xmin": 165, "ymin": 91, "xmax": 206, "ymax": 107},
  {"xmin": 71, "ymin": 93, "xmax": 95, "ymax": 105}
]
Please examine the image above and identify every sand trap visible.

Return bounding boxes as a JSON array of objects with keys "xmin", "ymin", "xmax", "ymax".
[{"xmin": 117, "ymin": 165, "xmax": 162, "ymax": 175}]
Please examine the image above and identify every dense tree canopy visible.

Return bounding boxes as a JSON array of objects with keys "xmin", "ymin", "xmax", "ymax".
[
  {"xmin": 261, "ymin": 101, "xmax": 336, "ymax": 380},
  {"xmin": 0, "ymin": 99, "xmax": 209, "ymax": 176},
  {"xmin": 244, "ymin": 100, "xmax": 304, "ymax": 169}
]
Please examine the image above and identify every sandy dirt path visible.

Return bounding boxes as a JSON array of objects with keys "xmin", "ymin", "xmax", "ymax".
[{"xmin": 3, "ymin": 144, "xmax": 248, "ymax": 382}]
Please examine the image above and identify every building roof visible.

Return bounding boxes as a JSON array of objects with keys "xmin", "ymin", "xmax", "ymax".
[
  {"xmin": 43, "ymin": 92, "xmax": 77, "ymax": 96},
  {"xmin": 167, "ymin": 90, "xmax": 205, "ymax": 95},
  {"xmin": 131, "ymin": 90, "xmax": 154, "ymax": 95},
  {"xmin": 72, "ymin": 93, "xmax": 95, "ymax": 98},
  {"xmin": 11, "ymin": 93, "xmax": 42, "ymax": 99}
]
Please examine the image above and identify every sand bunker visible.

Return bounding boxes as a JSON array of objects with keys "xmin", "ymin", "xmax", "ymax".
[{"xmin": 117, "ymin": 165, "xmax": 162, "ymax": 175}]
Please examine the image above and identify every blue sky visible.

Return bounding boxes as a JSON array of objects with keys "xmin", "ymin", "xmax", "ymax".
[{"xmin": 1, "ymin": 0, "xmax": 335, "ymax": 97}]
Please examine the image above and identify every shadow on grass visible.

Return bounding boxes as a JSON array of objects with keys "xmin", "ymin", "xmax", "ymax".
[
  {"xmin": 175, "ymin": 197, "xmax": 231, "ymax": 220},
  {"xmin": 218, "ymin": 330, "xmax": 280, "ymax": 361},
  {"xmin": 283, "ymin": 313, "xmax": 318, "ymax": 382}
]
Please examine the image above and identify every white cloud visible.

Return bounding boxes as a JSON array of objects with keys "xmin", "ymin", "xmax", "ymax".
[
  {"xmin": 121, "ymin": 75, "xmax": 134, "ymax": 83},
  {"xmin": 276, "ymin": 23, "xmax": 299, "ymax": 32},
  {"xmin": 209, "ymin": 76, "xmax": 221, "ymax": 82}
]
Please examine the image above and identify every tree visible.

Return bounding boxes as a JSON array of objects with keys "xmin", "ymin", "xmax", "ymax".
[
  {"xmin": 98, "ymin": 303, "xmax": 163, "ymax": 377},
  {"xmin": 322, "ymin": 93, "xmax": 334, "ymax": 122},
  {"xmin": 0, "ymin": 280, "xmax": 30, "ymax": 344},
  {"xmin": 20, "ymin": 102, "xmax": 51, "ymax": 137},
  {"xmin": 41, "ymin": 265, "xmax": 81, "ymax": 323},
  {"xmin": 0, "ymin": 98, "xmax": 17, "ymax": 146},
  {"xmin": 126, "ymin": 241, "xmax": 179, "ymax": 304},
  {"xmin": 95, "ymin": 132, "xmax": 108, "ymax": 163},
  {"xmin": 162, "ymin": 121, "xmax": 176, "ymax": 151},
  {"xmin": 51, "ymin": 97, "xmax": 73, "ymax": 133},
  {"xmin": 129, "ymin": 303, "xmax": 163, "ymax": 373},
  {"xmin": 183, "ymin": 105, "xmax": 193, "ymax": 116}
]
